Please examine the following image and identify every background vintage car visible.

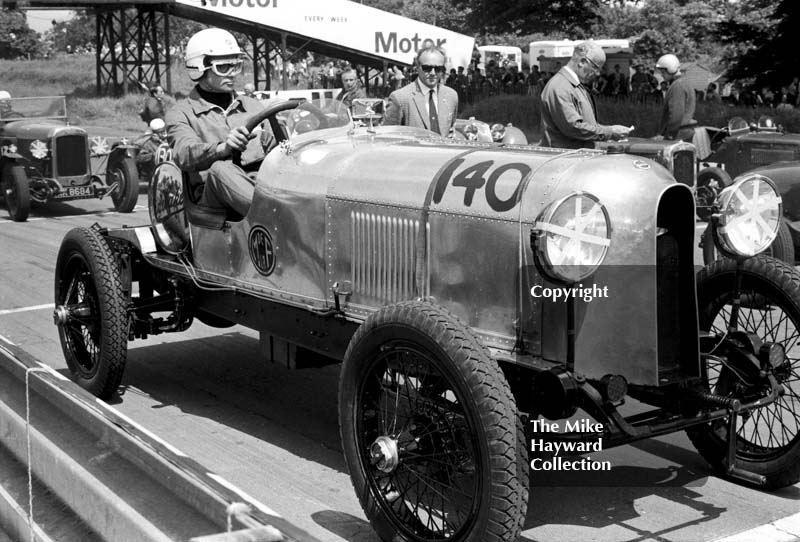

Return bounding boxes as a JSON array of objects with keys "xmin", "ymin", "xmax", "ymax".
[
  {"xmin": 51, "ymin": 99, "xmax": 800, "ymax": 542},
  {"xmin": 0, "ymin": 96, "xmax": 139, "ymax": 222},
  {"xmin": 696, "ymin": 118, "xmax": 800, "ymax": 264}
]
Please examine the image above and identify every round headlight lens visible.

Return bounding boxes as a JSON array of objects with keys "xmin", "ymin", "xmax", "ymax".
[
  {"xmin": 715, "ymin": 173, "xmax": 781, "ymax": 257},
  {"xmin": 533, "ymin": 192, "xmax": 611, "ymax": 284},
  {"xmin": 29, "ymin": 140, "xmax": 48, "ymax": 160},
  {"xmin": 90, "ymin": 136, "xmax": 109, "ymax": 156}
]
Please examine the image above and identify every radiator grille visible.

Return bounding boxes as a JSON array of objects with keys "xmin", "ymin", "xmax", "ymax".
[
  {"xmin": 672, "ymin": 150, "xmax": 695, "ymax": 187},
  {"xmin": 351, "ymin": 211, "xmax": 428, "ymax": 302},
  {"xmin": 55, "ymin": 134, "xmax": 88, "ymax": 176},
  {"xmin": 750, "ymin": 147, "xmax": 797, "ymax": 165}
]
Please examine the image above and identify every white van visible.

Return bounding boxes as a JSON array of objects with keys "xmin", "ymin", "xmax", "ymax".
[{"xmin": 477, "ymin": 45, "xmax": 524, "ymax": 73}]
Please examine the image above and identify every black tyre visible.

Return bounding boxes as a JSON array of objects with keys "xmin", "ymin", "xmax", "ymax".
[
  {"xmin": 702, "ymin": 219, "xmax": 795, "ymax": 266},
  {"xmin": 689, "ymin": 256, "xmax": 800, "ymax": 489},
  {"xmin": 339, "ymin": 301, "xmax": 525, "ymax": 542},
  {"xmin": 2, "ymin": 162, "xmax": 30, "ymax": 222},
  {"xmin": 696, "ymin": 167, "xmax": 731, "ymax": 222},
  {"xmin": 54, "ymin": 227, "xmax": 129, "ymax": 399},
  {"xmin": 108, "ymin": 155, "xmax": 139, "ymax": 213}
]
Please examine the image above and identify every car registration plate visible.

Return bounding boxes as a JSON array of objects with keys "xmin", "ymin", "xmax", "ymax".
[{"xmin": 55, "ymin": 185, "xmax": 95, "ymax": 200}]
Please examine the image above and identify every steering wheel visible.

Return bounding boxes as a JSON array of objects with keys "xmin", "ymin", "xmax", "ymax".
[
  {"xmin": 283, "ymin": 101, "xmax": 336, "ymax": 136},
  {"xmin": 232, "ymin": 99, "xmax": 300, "ymax": 167}
]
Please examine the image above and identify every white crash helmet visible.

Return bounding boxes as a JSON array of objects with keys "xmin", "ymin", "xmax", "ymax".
[
  {"xmin": 185, "ymin": 28, "xmax": 242, "ymax": 81},
  {"xmin": 149, "ymin": 118, "xmax": 166, "ymax": 132},
  {"xmin": 655, "ymin": 54, "xmax": 681, "ymax": 75},
  {"xmin": 0, "ymin": 90, "xmax": 11, "ymax": 100}
]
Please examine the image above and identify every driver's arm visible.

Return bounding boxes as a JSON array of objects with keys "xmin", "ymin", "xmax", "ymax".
[{"xmin": 165, "ymin": 106, "xmax": 249, "ymax": 172}]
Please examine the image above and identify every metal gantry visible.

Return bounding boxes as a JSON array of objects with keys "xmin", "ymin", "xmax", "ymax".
[{"xmin": 95, "ymin": 5, "xmax": 171, "ymax": 96}]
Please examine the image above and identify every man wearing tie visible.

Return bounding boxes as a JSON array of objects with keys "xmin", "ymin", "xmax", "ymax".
[
  {"xmin": 540, "ymin": 41, "xmax": 631, "ymax": 149},
  {"xmin": 384, "ymin": 45, "xmax": 458, "ymax": 137}
]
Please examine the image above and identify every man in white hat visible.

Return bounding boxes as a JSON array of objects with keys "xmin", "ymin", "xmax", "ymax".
[
  {"xmin": 655, "ymin": 53, "xmax": 697, "ymax": 141},
  {"xmin": 165, "ymin": 28, "xmax": 269, "ymax": 218}
]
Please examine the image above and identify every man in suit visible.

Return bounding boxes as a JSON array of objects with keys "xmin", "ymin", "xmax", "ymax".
[
  {"xmin": 540, "ymin": 41, "xmax": 631, "ymax": 149},
  {"xmin": 384, "ymin": 45, "xmax": 458, "ymax": 137}
]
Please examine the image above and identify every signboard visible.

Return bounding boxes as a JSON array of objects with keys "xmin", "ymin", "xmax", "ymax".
[{"xmin": 176, "ymin": 0, "xmax": 475, "ymax": 69}]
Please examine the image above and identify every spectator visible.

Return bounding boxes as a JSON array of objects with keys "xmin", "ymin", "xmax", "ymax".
[
  {"xmin": 384, "ymin": 45, "xmax": 458, "ymax": 137},
  {"xmin": 540, "ymin": 41, "xmax": 632, "ymax": 149},
  {"xmin": 336, "ymin": 68, "xmax": 366, "ymax": 111},
  {"xmin": 705, "ymin": 83, "xmax": 722, "ymax": 102},
  {"xmin": 140, "ymin": 84, "xmax": 166, "ymax": 125},
  {"xmin": 242, "ymin": 82, "xmax": 255, "ymax": 97}
]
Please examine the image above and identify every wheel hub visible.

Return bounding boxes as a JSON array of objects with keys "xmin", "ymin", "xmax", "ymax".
[
  {"xmin": 370, "ymin": 436, "xmax": 400, "ymax": 473},
  {"xmin": 53, "ymin": 304, "xmax": 92, "ymax": 325}
]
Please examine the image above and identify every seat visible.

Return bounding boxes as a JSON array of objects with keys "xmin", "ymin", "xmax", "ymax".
[{"xmin": 182, "ymin": 171, "xmax": 243, "ymax": 229}]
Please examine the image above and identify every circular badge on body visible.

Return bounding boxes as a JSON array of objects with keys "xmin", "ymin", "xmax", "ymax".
[{"xmin": 248, "ymin": 225, "xmax": 276, "ymax": 276}]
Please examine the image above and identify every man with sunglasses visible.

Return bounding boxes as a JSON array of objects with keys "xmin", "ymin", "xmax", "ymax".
[
  {"xmin": 540, "ymin": 41, "xmax": 631, "ymax": 149},
  {"xmin": 166, "ymin": 28, "xmax": 271, "ymax": 218},
  {"xmin": 384, "ymin": 45, "xmax": 458, "ymax": 137}
]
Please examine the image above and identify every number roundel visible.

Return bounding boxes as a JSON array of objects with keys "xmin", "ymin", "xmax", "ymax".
[
  {"xmin": 432, "ymin": 158, "xmax": 532, "ymax": 212},
  {"xmin": 155, "ymin": 143, "xmax": 173, "ymax": 165}
]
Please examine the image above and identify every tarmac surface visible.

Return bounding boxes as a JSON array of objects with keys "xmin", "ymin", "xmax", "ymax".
[{"xmin": 0, "ymin": 192, "xmax": 798, "ymax": 542}]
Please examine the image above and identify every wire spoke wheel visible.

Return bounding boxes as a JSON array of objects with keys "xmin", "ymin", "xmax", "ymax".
[
  {"xmin": 340, "ymin": 301, "xmax": 524, "ymax": 542},
  {"xmin": 55, "ymin": 227, "xmax": 129, "ymax": 399},
  {"xmin": 691, "ymin": 256, "xmax": 800, "ymax": 488},
  {"xmin": 60, "ymin": 260, "xmax": 103, "ymax": 377},
  {"xmin": 360, "ymin": 344, "xmax": 479, "ymax": 538}
]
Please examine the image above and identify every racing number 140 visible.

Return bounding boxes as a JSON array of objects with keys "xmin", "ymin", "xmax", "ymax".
[{"xmin": 432, "ymin": 158, "xmax": 532, "ymax": 212}]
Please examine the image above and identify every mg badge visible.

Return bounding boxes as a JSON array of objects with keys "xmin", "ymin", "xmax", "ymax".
[{"xmin": 249, "ymin": 225, "xmax": 276, "ymax": 276}]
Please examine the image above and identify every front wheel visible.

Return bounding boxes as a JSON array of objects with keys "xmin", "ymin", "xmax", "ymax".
[
  {"xmin": 689, "ymin": 256, "xmax": 800, "ymax": 489},
  {"xmin": 339, "ymin": 301, "xmax": 525, "ymax": 542},
  {"xmin": 2, "ymin": 162, "xmax": 30, "ymax": 222},
  {"xmin": 108, "ymin": 155, "xmax": 139, "ymax": 213},
  {"xmin": 54, "ymin": 227, "xmax": 129, "ymax": 399}
]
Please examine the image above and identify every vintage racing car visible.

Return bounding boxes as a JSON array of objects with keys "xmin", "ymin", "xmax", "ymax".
[
  {"xmin": 697, "ymin": 117, "xmax": 800, "ymax": 264},
  {"xmin": 52, "ymin": 98, "xmax": 800, "ymax": 542},
  {"xmin": 0, "ymin": 96, "xmax": 139, "ymax": 222}
]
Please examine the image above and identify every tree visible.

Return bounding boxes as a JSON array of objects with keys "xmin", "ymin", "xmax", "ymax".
[
  {"xmin": 721, "ymin": 0, "xmax": 797, "ymax": 87},
  {"xmin": 45, "ymin": 10, "xmax": 94, "ymax": 53},
  {"xmin": 0, "ymin": 9, "xmax": 40, "ymax": 59},
  {"xmin": 454, "ymin": 0, "xmax": 602, "ymax": 37},
  {"xmin": 401, "ymin": 0, "xmax": 468, "ymax": 32}
]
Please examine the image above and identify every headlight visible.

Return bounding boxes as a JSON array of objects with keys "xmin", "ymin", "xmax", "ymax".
[
  {"xmin": 90, "ymin": 136, "xmax": 109, "ymax": 156},
  {"xmin": 714, "ymin": 173, "xmax": 781, "ymax": 257},
  {"xmin": 532, "ymin": 192, "xmax": 611, "ymax": 284},
  {"xmin": 490, "ymin": 123, "xmax": 505, "ymax": 142},
  {"xmin": 29, "ymin": 140, "xmax": 48, "ymax": 159}
]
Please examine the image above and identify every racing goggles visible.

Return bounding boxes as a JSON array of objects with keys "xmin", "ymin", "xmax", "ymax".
[{"xmin": 207, "ymin": 58, "xmax": 243, "ymax": 77}]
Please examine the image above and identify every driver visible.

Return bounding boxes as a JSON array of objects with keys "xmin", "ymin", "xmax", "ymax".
[{"xmin": 165, "ymin": 28, "xmax": 270, "ymax": 218}]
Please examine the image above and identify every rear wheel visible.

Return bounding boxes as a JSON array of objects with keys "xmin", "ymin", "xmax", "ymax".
[
  {"xmin": 2, "ymin": 162, "xmax": 30, "ymax": 222},
  {"xmin": 339, "ymin": 301, "xmax": 525, "ymax": 542},
  {"xmin": 108, "ymin": 155, "xmax": 139, "ymax": 213},
  {"xmin": 54, "ymin": 227, "xmax": 128, "ymax": 399},
  {"xmin": 690, "ymin": 256, "xmax": 800, "ymax": 488}
]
